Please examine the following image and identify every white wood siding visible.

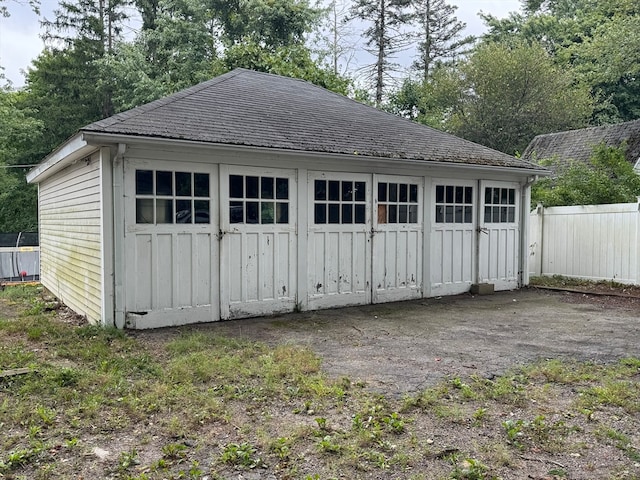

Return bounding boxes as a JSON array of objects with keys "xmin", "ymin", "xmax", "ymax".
[
  {"xmin": 529, "ymin": 201, "xmax": 640, "ymax": 284},
  {"xmin": 39, "ymin": 153, "xmax": 103, "ymax": 323}
]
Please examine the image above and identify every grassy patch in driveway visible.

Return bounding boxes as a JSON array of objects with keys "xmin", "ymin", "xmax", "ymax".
[{"xmin": 1, "ymin": 284, "xmax": 639, "ymax": 479}]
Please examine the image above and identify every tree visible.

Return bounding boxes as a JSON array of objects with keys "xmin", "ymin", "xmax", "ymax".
[
  {"xmin": 349, "ymin": 0, "xmax": 412, "ymax": 107},
  {"xmin": 40, "ymin": 0, "xmax": 132, "ymax": 119},
  {"xmin": 450, "ymin": 42, "xmax": 592, "ymax": 155},
  {"xmin": 311, "ymin": 0, "xmax": 358, "ymax": 76},
  {"xmin": 0, "ymin": 86, "xmax": 42, "ymax": 231},
  {"xmin": 481, "ymin": 0, "xmax": 640, "ymax": 123},
  {"xmin": 411, "ymin": 0, "xmax": 474, "ymax": 80},
  {"xmin": 532, "ymin": 144, "xmax": 640, "ymax": 207}
]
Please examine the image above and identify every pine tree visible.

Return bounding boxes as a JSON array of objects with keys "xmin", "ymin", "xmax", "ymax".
[
  {"xmin": 349, "ymin": 0, "xmax": 412, "ymax": 107},
  {"xmin": 411, "ymin": 0, "xmax": 474, "ymax": 80}
]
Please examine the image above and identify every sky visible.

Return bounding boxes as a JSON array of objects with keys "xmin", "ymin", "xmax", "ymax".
[{"xmin": 0, "ymin": 0, "xmax": 523, "ymax": 88}]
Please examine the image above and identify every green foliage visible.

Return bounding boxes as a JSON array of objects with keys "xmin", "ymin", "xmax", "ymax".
[
  {"xmin": 481, "ymin": 0, "xmax": 640, "ymax": 122},
  {"xmin": 453, "ymin": 41, "xmax": 592, "ymax": 154},
  {"xmin": 220, "ymin": 442, "xmax": 263, "ymax": 468},
  {"xmin": 532, "ymin": 144, "xmax": 640, "ymax": 206}
]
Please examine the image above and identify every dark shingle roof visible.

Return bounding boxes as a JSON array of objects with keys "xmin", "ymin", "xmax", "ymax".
[
  {"xmin": 84, "ymin": 69, "xmax": 540, "ymax": 170},
  {"xmin": 522, "ymin": 119, "xmax": 640, "ymax": 169}
]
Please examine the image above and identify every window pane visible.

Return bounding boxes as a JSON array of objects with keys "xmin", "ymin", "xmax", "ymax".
[
  {"xmin": 341, "ymin": 181, "xmax": 352, "ymax": 201},
  {"xmin": 508, "ymin": 189, "xmax": 515, "ymax": 205},
  {"xmin": 378, "ymin": 182, "xmax": 387, "ymax": 202},
  {"xmin": 229, "ymin": 175, "xmax": 243, "ymax": 198},
  {"xmin": 409, "ymin": 184, "xmax": 418, "ymax": 203},
  {"xmin": 436, "ymin": 206, "xmax": 444, "ymax": 223},
  {"xmin": 389, "ymin": 205, "xmax": 397, "ymax": 223},
  {"xmin": 246, "ymin": 201, "xmax": 259, "ymax": 223},
  {"xmin": 342, "ymin": 204, "xmax": 353, "ymax": 223},
  {"xmin": 445, "ymin": 205, "xmax": 453, "ymax": 223},
  {"xmin": 261, "ymin": 202, "xmax": 274, "ymax": 224},
  {"xmin": 315, "ymin": 180, "xmax": 326, "ymax": 200},
  {"xmin": 230, "ymin": 201, "xmax": 243, "ymax": 223},
  {"xmin": 355, "ymin": 204, "xmax": 366, "ymax": 223},
  {"xmin": 194, "ymin": 200, "xmax": 210, "ymax": 224},
  {"xmin": 501, "ymin": 188, "xmax": 508, "ymax": 204},
  {"xmin": 156, "ymin": 199, "xmax": 173, "ymax": 223},
  {"xmin": 156, "ymin": 171, "xmax": 172, "ymax": 196},
  {"xmin": 455, "ymin": 186, "xmax": 464, "ymax": 204},
  {"xmin": 436, "ymin": 185, "xmax": 444, "ymax": 204},
  {"xmin": 328, "ymin": 204, "xmax": 340, "ymax": 223},
  {"xmin": 261, "ymin": 177, "xmax": 274, "ymax": 199},
  {"xmin": 465, "ymin": 187, "xmax": 473, "ymax": 204},
  {"xmin": 484, "ymin": 206, "xmax": 491, "ymax": 223},
  {"xmin": 276, "ymin": 202, "xmax": 289, "ymax": 223},
  {"xmin": 492, "ymin": 188, "xmax": 500, "ymax": 205},
  {"xmin": 136, "ymin": 170, "xmax": 153, "ymax": 195},
  {"xmin": 455, "ymin": 206, "xmax": 463, "ymax": 223},
  {"xmin": 501, "ymin": 206, "xmax": 508, "ymax": 222},
  {"xmin": 328, "ymin": 181, "xmax": 340, "ymax": 201},
  {"xmin": 409, "ymin": 205, "xmax": 418, "ymax": 223},
  {"xmin": 464, "ymin": 206, "xmax": 472, "ymax": 223},
  {"xmin": 136, "ymin": 198, "xmax": 153, "ymax": 223},
  {"xmin": 399, "ymin": 184, "xmax": 408, "ymax": 203},
  {"xmin": 246, "ymin": 176, "xmax": 259, "ymax": 199},
  {"xmin": 492, "ymin": 206, "xmax": 500, "ymax": 223},
  {"xmin": 175, "ymin": 172, "xmax": 192, "ymax": 196},
  {"xmin": 276, "ymin": 178, "xmax": 289, "ymax": 199},
  {"xmin": 175, "ymin": 199, "xmax": 192, "ymax": 223},
  {"xmin": 389, "ymin": 183, "xmax": 398, "ymax": 202},
  {"xmin": 508, "ymin": 206, "xmax": 515, "ymax": 223},
  {"xmin": 445, "ymin": 185, "xmax": 454, "ymax": 203},
  {"xmin": 315, "ymin": 203, "xmax": 326, "ymax": 224},
  {"xmin": 399, "ymin": 204, "xmax": 408, "ymax": 223},
  {"xmin": 485, "ymin": 188, "xmax": 492, "ymax": 204},
  {"xmin": 378, "ymin": 204, "xmax": 387, "ymax": 224},
  {"xmin": 194, "ymin": 173, "xmax": 209, "ymax": 197},
  {"xmin": 355, "ymin": 182, "xmax": 366, "ymax": 201}
]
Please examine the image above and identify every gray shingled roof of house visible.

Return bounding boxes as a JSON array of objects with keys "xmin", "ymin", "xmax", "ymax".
[
  {"xmin": 83, "ymin": 68, "xmax": 541, "ymax": 170},
  {"xmin": 522, "ymin": 119, "xmax": 640, "ymax": 169}
]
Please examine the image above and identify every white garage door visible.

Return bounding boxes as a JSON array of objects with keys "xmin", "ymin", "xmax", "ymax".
[
  {"xmin": 430, "ymin": 179, "xmax": 476, "ymax": 296},
  {"xmin": 220, "ymin": 166, "xmax": 297, "ymax": 319},
  {"xmin": 308, "ymin": 172, "xmax": 371, "ymax": 309},
  {"xmin": 372, "ymin": 175, "xmax": 423, "ymax": 302},
  {"xmin": 478, "ymin": 181, "xmax": 520, "ymax": 290},
  {"xmin": 123, "ymin": 160, "xmax": 218, "ymax": 328}
]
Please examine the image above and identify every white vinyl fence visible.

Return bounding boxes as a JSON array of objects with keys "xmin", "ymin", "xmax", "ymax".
[{"xmin": 529, "ymin": 199, "xmax": 640, "ymax": 285}]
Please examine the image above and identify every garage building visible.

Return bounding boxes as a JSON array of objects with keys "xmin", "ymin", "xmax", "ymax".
[{"xmin": 26, "ymin": 69, "xmax": 546, "ymax": 329}]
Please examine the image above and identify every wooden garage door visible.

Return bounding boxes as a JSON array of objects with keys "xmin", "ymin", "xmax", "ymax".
[
  {"xmin": 123, "ymin": 160, "xmax": 218, "ymax": 328},
  {"xmin": 307, "ymin": 172, "xmax": 371, "ymax": 309},
  {"xmin": 372, "ymin": 174, "xmax": 423, "ymax": 302},
  {"xmin": 430, "ymin": 179, "xmax": 476, "ymax": 296},
  {"xmin": 220, "ymin": 166, "xmax": 297, "ymax": 319}
]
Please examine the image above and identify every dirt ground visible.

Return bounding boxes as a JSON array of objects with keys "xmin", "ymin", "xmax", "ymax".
[{"xmin": 166, "ymin": 287, "xmax": 640, "ymax": 396}]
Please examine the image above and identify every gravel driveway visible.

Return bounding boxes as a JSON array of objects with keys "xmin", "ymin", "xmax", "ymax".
[{"xmin": 205, "ymin": 288, "xmax": 640, "ymax": 395}]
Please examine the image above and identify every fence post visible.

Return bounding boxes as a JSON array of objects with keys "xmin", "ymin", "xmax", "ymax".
[
  {"xmin": 636, "ymin": 197, "xmax": 640, "ymax": 285},
  {"xmin": 533, "ymin": 203, "xmax": 544, "ymax": 277}
]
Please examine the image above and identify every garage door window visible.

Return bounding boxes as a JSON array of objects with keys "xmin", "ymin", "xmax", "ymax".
[
  {"xmin": 435, "ymin": 185, "xmax": 473, "ymax": 223},
  {"xmin": 135, "ymin": 170, "xmax": 210, "ymax": 224},
  {"xmin": 314, "ymin": 179, "xmax": 366, "ymax": 224},
  {"xmin": 484, "ymin": 187, "xmax": 516, "ymax": 223},
  {"xmin": 229, "ymin": 175, "xmax": 289, "ymax": 224},
  {"xmin": 378, "ymin": 182, "xmax": 418, "ymax": 224}
]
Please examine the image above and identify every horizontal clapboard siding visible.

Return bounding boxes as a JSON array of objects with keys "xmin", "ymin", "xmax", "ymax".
[{"xmin": 39, "ymin": 154, "xmax": 102, "ymax": 323}]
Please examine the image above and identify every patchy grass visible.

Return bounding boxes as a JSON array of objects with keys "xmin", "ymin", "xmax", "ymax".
[{"xmin": 1, "ymin": 285, "xmax": 639, "ymax": 479}]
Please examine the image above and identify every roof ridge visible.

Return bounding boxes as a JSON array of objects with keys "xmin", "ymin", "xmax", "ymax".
[{"xmin": 532, "ymin": 118, "xmax": 640, "ymax": 140}]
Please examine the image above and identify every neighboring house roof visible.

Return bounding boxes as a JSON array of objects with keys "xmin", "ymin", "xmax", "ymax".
[
  {"xmin": 81, "ymin": 68, "xmax": 541, "ymax": 171},
  {"xmin": 522, "ymin": 119, "xmax": 640, "ymax": 170}
]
